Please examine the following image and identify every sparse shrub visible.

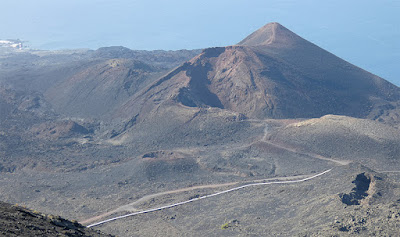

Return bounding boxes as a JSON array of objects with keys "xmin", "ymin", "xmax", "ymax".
[
  {"xmin": 221, "ymin": 219, "xmax": 239, "ymax": 230},
  {"xmin": 221, "ymin": 222, "xmax": 230, "ymax": 229}
]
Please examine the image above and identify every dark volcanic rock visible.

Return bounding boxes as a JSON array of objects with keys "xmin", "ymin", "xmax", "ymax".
[
  {"xmin": 340, "ymin": 173, "xmax": 372, "ymax": 205},
  {"xmin": 0, "ymin": 201, "xmax": 113, "ymax": 237}
]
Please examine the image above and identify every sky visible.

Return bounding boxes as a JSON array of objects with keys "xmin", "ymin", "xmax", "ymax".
[{"xmin": 1, "ymin": 0, "xmax": 399, "ymax": 85}]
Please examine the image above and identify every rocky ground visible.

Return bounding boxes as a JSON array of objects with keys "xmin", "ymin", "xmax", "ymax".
[
  {"xmin": 91, "ymin": 165, "xmax": 400, "ymax": 236},
  {"xmin": 0, "ymin": 201, "xmax": 113, "ymax": 237}
]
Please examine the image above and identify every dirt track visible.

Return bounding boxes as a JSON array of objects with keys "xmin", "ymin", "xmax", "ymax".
[
  {"xmin": 85, "ymin": 169, "xmax": 332, "ymax": 227},
  {"xmin": 82, "ymin": 121, "xmax": 349, "ymax": 226}
]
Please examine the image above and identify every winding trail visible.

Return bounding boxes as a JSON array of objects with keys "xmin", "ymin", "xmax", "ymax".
[
  {"xmin": 86, "ymin": 169, "xmax": 332, "ymax": 228},
  {"xmin": 378, "ymin": 170, "xmax": 400, "ymax": 173},
  {"xmin": 259, "ymin": 121, "xmax": 350, "ymax": 166},
  {"xmin": 84, "ymin": 120, "xmax": 349, "ymax": 228},
  {"xmin": 260, "ymin": 139, "xmax": 351, "ymax": 166},
  {"xmin": 80, "ymin": 181, "xmax": 238, "ymax": 225},
  {"xmin": 262, "ymin": 123, "xmax": 269, "ymax": 141},
  {"xmin": 81, "ymin": 173, "xmax": 311, "ymax": 225},
  {"xmin": 240, "ymin": 120, "xmax": 351, "ymax": 166}
]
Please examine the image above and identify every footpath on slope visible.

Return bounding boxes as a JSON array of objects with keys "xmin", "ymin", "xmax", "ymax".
[
  {"xmin": 81, "ymin": 173, "xmax": 312, "ymax": 225},
  {"xmin": 84, "ymin": 120, "xmax": 349, "ymax": 227},
  {"xmin": 86, "ymin": 169, "xmax": 332, "ymax": 228},
  {"xmin": 227, "ymin": 120, "xmax": 351, "ymax": 166}
]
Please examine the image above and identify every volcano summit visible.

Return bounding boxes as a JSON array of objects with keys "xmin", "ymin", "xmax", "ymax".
[{"xmin": 115, "ymin": 22, "xmax": 400, "ymax": 125}]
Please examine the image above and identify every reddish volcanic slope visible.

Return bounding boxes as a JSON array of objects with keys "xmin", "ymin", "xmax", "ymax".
[{"xmin": 116, "ymin": 22, "xmax": 400, "ymax": 121}]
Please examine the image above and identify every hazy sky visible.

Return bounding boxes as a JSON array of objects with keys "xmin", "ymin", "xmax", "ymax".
[{"xmin": 1, "ymin": 0, "xmax": 399, "ymax": 85}]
